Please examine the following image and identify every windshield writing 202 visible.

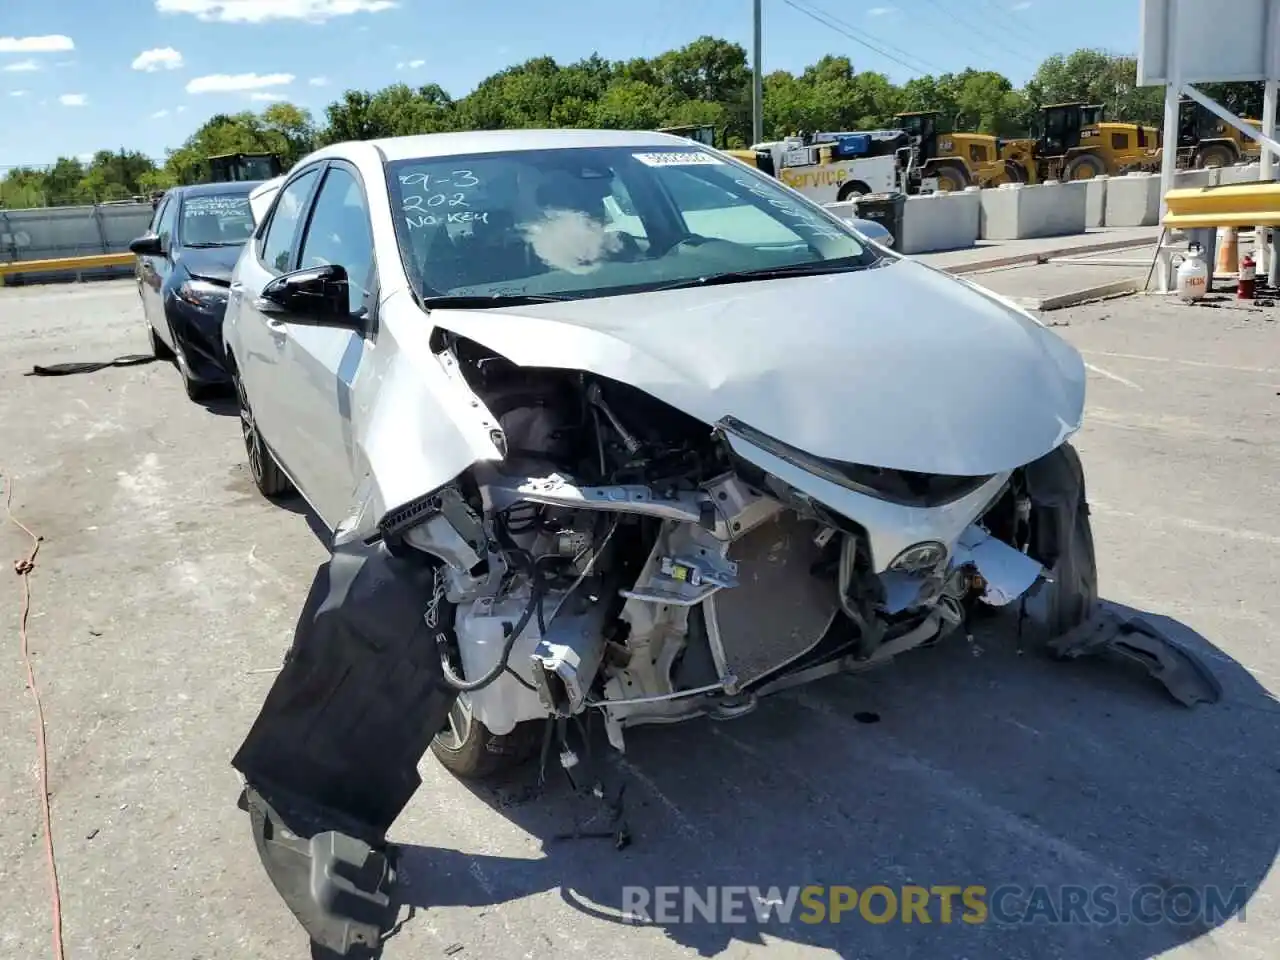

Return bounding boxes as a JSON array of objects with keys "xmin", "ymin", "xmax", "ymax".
[{"xmin": 400, "ymin": 170, "xmax": 490, "ymax": 229}]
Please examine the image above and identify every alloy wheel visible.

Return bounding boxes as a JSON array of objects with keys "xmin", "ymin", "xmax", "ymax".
[
  {"xmin": 437, "ymin": 696, "xmax": 473, "ymax": 751},
  {"xmin": 235, "ymin": 375, "xmax": 265, "ymax": 484}
]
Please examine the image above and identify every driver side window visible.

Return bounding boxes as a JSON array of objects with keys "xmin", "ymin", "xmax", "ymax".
[
  {"xmin": 297, "ymin": 166, "xmax": 375, "ymax": 314},
  {"xmin": 156, "ymin": 196, "xmax": 178, "ymax": 252}
]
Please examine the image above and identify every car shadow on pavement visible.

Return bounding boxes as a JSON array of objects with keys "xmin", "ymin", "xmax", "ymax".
[
  {"xmin": 389, "ymin": 600, "xmax": 1280, "ymax": 959},
  {"xmin": 195, "ymin": 394, "xmax": 238, "ymax": 418}
]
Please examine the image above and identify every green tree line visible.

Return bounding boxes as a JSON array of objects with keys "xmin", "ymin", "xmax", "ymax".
[{"xmin": 2, "ymin": 39, "xmax": 1271, "ymax": 208}]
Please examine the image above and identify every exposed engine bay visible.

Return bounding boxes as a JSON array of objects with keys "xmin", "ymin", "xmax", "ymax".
[{"xmin": 385, "ymin": 333, "xmax": 1052, "ymax": 754}]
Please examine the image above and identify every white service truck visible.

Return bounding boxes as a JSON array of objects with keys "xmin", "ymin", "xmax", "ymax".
[{"xmin": 751, "ymin": 135, "xmax": 899, "ymax": 204}]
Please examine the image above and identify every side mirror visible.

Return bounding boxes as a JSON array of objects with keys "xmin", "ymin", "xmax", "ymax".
[
  {"xmin": 129, "ymin": 233, "xmax": 164, "ymax": 256},
  {"xmin": 257, "ymin": 264, "xmax": 358, "ymax": 327}
]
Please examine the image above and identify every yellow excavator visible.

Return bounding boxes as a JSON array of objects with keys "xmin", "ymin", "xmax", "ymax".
[{"xmin": 1000, "ymin": 102, "xmax": 1159, "ymax": 183}]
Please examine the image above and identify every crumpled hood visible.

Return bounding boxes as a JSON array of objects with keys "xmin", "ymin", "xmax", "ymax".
[
  {"xmin": 428, "ymin": 258, "xmax": 1087, "ymax": 476},
  {"xmin": 175, "ymin": 245, "xmax": 243, "ymax": 285}
]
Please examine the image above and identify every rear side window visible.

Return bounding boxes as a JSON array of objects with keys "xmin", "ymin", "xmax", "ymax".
[{"xmin": 259, "ymin": 168, "xmax": 319, "ymax": 274}]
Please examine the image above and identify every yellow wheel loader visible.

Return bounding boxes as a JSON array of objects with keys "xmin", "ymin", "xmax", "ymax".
[
  {"xmin": 892, "ymin": 111, "xmax": 1020, "ymax": 191},
  {"xmin": 1174, "ymin": 98, "xmax": 1261, "ymax": 168},
  {"xmin": 1000, "ymin": 102, "xmax": 1159, "ymax": 184}
]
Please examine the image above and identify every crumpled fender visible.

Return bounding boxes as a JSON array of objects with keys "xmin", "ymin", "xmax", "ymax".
[{"xmin": 231, "ymin": 535, "xmax": 458, "ymax": 953}]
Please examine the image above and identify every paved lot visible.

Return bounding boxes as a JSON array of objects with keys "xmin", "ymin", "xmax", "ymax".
[{"xmin": 2, "ymin": 278, "xmax": 1278, "ymax": 960}]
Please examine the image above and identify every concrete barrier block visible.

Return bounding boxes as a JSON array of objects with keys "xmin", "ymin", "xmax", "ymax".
[
  {"xmin": 898, "ymin": 190, "xmax": 980, "ymax": 254},
  {"xmin": 980, "ymin": 181, "xmax": 1087, "ymax": 240},
  {"xmin": 825, "ymin": 200, "xmax": 858, "ymax": 222},
  {"xmin": 1104, "ymin": 172, "xmax": 1160, "ymax": 227},
  {"xmin": 1085, "ymin": 175, "xmax": 1108, "ymax": 228},
  {"xmin": 1218, "ymin": 162, "xmax": 1263, "ymax": 185},
  {"xmin": 1173, "ymin": 167, "xmax": 1221, "ymax": 189}
]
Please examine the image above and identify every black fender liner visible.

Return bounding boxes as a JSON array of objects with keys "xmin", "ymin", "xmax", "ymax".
[
  {"xmin": 231, "ymin": 535, "xmax": 458, "ymax": 954},
  {"xmin": 1018, "ymin": 442, "xmax": 1221, "ymax": 708}
]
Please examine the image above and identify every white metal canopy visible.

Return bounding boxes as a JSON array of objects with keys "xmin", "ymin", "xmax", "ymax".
[{"xmin": 1140, "ymin": 0, "xmax": 1280, "ymax": 281}]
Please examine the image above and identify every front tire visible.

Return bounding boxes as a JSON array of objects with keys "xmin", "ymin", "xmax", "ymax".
[
  {"xmin": 430, "ymin": 695, "xmax": 543, "ymax": 780},
  {"xmin": 836, "ymin": 180, "xmax": 870, "ymax": 202},
  {"xmin": 1065, "ymin": 153, "xmax": 1106, "ymax": 181},
  {"xmin": 1018, "ymin": 442, "xmax": 1098, "ymax": 648},
  {"xmin": 148, "ymin": 323, "xmax": 174, "ymax": 360},
  {"xmin": 1195, "ymin": 144, "xmax": 1236, "ymax": 169},
  {"xmin": 233, "ymin": 368, "xmax": 295, "ymax": 500}
]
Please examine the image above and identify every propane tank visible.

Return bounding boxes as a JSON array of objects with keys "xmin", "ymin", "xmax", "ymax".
[
  {"xmin": 1238, "ymin": 252, "xmax": 1257, "ymax": 299},
  {"xmin": 1177, "ymin": 243, "xmax": 1209, "ymax": 301}
]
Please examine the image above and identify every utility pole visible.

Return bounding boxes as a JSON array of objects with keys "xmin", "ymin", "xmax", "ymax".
[{"xmin": 752, "ymin": 0, "xmax": 763, "ymax": 145}]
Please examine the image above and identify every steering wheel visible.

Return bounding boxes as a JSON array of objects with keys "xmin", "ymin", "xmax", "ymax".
[{"xmin": 651, "ymin": 233, "xmax": 714, "ymax": 257}]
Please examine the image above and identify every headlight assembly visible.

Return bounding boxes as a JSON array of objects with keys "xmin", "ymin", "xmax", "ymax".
[
  {"xmin": 717, "ymin": 416, "xmax": 993, "ymax": 507},
  {"xmin": 178, "ymin": 278, "xmax": 229, "ymax": 309}
]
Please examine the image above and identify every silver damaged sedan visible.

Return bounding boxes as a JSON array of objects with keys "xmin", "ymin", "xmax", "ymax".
[{"xmin": 221, "ymin": 128, "xmax": 1220, "ymax": 955}]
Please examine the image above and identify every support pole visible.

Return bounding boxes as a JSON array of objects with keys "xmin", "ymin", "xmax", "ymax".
[
  {"xmin": 1264, "ymin": 79, "xmax": 1279, "ymax": 285},
  {"xmin": 752, "ymin": 0, "xmax": 763, "ymax": 146}
]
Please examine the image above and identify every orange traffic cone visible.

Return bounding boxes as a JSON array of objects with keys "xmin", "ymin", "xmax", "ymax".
[{"xmin": 1216, "ymin": 227, "xmax": 1239, "ymax": 275}]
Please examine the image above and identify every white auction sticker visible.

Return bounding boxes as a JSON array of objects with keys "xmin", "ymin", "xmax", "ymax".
[{"xmin": 632, "ymin": 151, "xmax": 724, "ymax": 166}]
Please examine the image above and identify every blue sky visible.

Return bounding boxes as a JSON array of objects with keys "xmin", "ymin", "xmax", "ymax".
[{"xmin": 0, "ymin": 0, "xmax": 1142, "ymax": 169}]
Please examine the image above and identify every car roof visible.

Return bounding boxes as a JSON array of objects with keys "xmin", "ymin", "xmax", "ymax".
[
  {"xmin": 173, "ymin": 180, "xmax": 264, "ymax": 198},
  {"xmin": 366, "ymin": 128, "xmax": 704, "ymax": 163}
]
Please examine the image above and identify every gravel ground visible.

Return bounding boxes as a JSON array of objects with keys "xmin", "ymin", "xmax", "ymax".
[{"xmin": 1, "ymin": 278, "xmax": 1277, "ymax": 960}]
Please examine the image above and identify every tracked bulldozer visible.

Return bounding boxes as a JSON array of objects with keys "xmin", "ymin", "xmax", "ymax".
[{"xmin": 1000, "ymin": 102, "xmax": 1159, "ymax": 183}]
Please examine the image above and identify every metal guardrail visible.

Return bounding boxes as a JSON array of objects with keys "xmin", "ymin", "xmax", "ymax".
[
  {"xmin": 0, "ymin": 252, "xmax": 134, "ymax": 285},
  {"xmin": 1163, "ymin": 180, "xmax": 1280, "ymax": 229}
]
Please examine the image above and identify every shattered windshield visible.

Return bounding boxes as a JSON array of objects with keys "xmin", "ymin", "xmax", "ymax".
[
  {"xmin": 180, "ymin": 192, "xmax": 255, "ymax": 247},
  {"xmin": 386, "ymin": 145, "xmax": 879, "ymax": 301}
]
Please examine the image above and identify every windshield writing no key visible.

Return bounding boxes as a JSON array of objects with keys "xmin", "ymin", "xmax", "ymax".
[{"xmin": 400, "ymin": 169, "xmax": 486, "ymax": 228}]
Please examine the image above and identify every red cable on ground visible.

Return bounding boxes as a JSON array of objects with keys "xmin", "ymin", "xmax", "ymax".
[{"xmin": 5, "ymin": 478, "xmax": 65, "ymax": 960}]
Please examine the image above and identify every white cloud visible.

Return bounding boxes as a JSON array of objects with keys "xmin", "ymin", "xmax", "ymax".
[
  {"xmin": 250, "ymin": 91, "xmax": 287, "ymax": 101},
  {"xmin": 176, "ymin": 104, "xmax": 187, "ymax": 112},
  {"xmin": 186, "ymin": 71, "xmax": 294, "ymax": 93},
  {"xmin": 132, "ymin": 47, "xmax": 184, "ymax": 72},
  {"xmin": 0, "ymin": 35, "xmax": 75, "ymax": 54},
  {"xmin": 1011, "ymin": 0, "xmax": 1032, "ymax": 7},
  {"xmin": 156, "ymin": 0, "xmax": 396, "ymax": 24},
  {"xmin": 3, "ymin": 59, "xmax": 40, "ymax": 72},
  {"xmin": 151, "ymin": 108, "xmax": 170, "ymax": 118},
  {"xmin": 396, "ymin": 59, "xmax": 424, "ymax": 70},
  {"xmin": 9, "ymin": 89, "xmax": 28, "ymax": 97},
  {"xmin": 308, "ymin": 75, "xmax": 329, "ymax": 86},
  {"xmin": 59, "ymin": 93, "xmax": 87, "ymax": 106},
  {"xmin": 867, "ymin": 5, "xmax": 894, "ymax": 14}
]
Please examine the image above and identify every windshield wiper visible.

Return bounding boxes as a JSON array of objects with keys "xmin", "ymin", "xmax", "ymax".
[
  {"xmin": 184, "ymin": 241, "xmax": 242, "ymax": 248},
  {"xmin": 420, "ymin": 293, "xmax": 571, "ymax": 309},
  {"xmin": 653, "ymin": 257, "xmax": 872, "ymax": 292}
]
